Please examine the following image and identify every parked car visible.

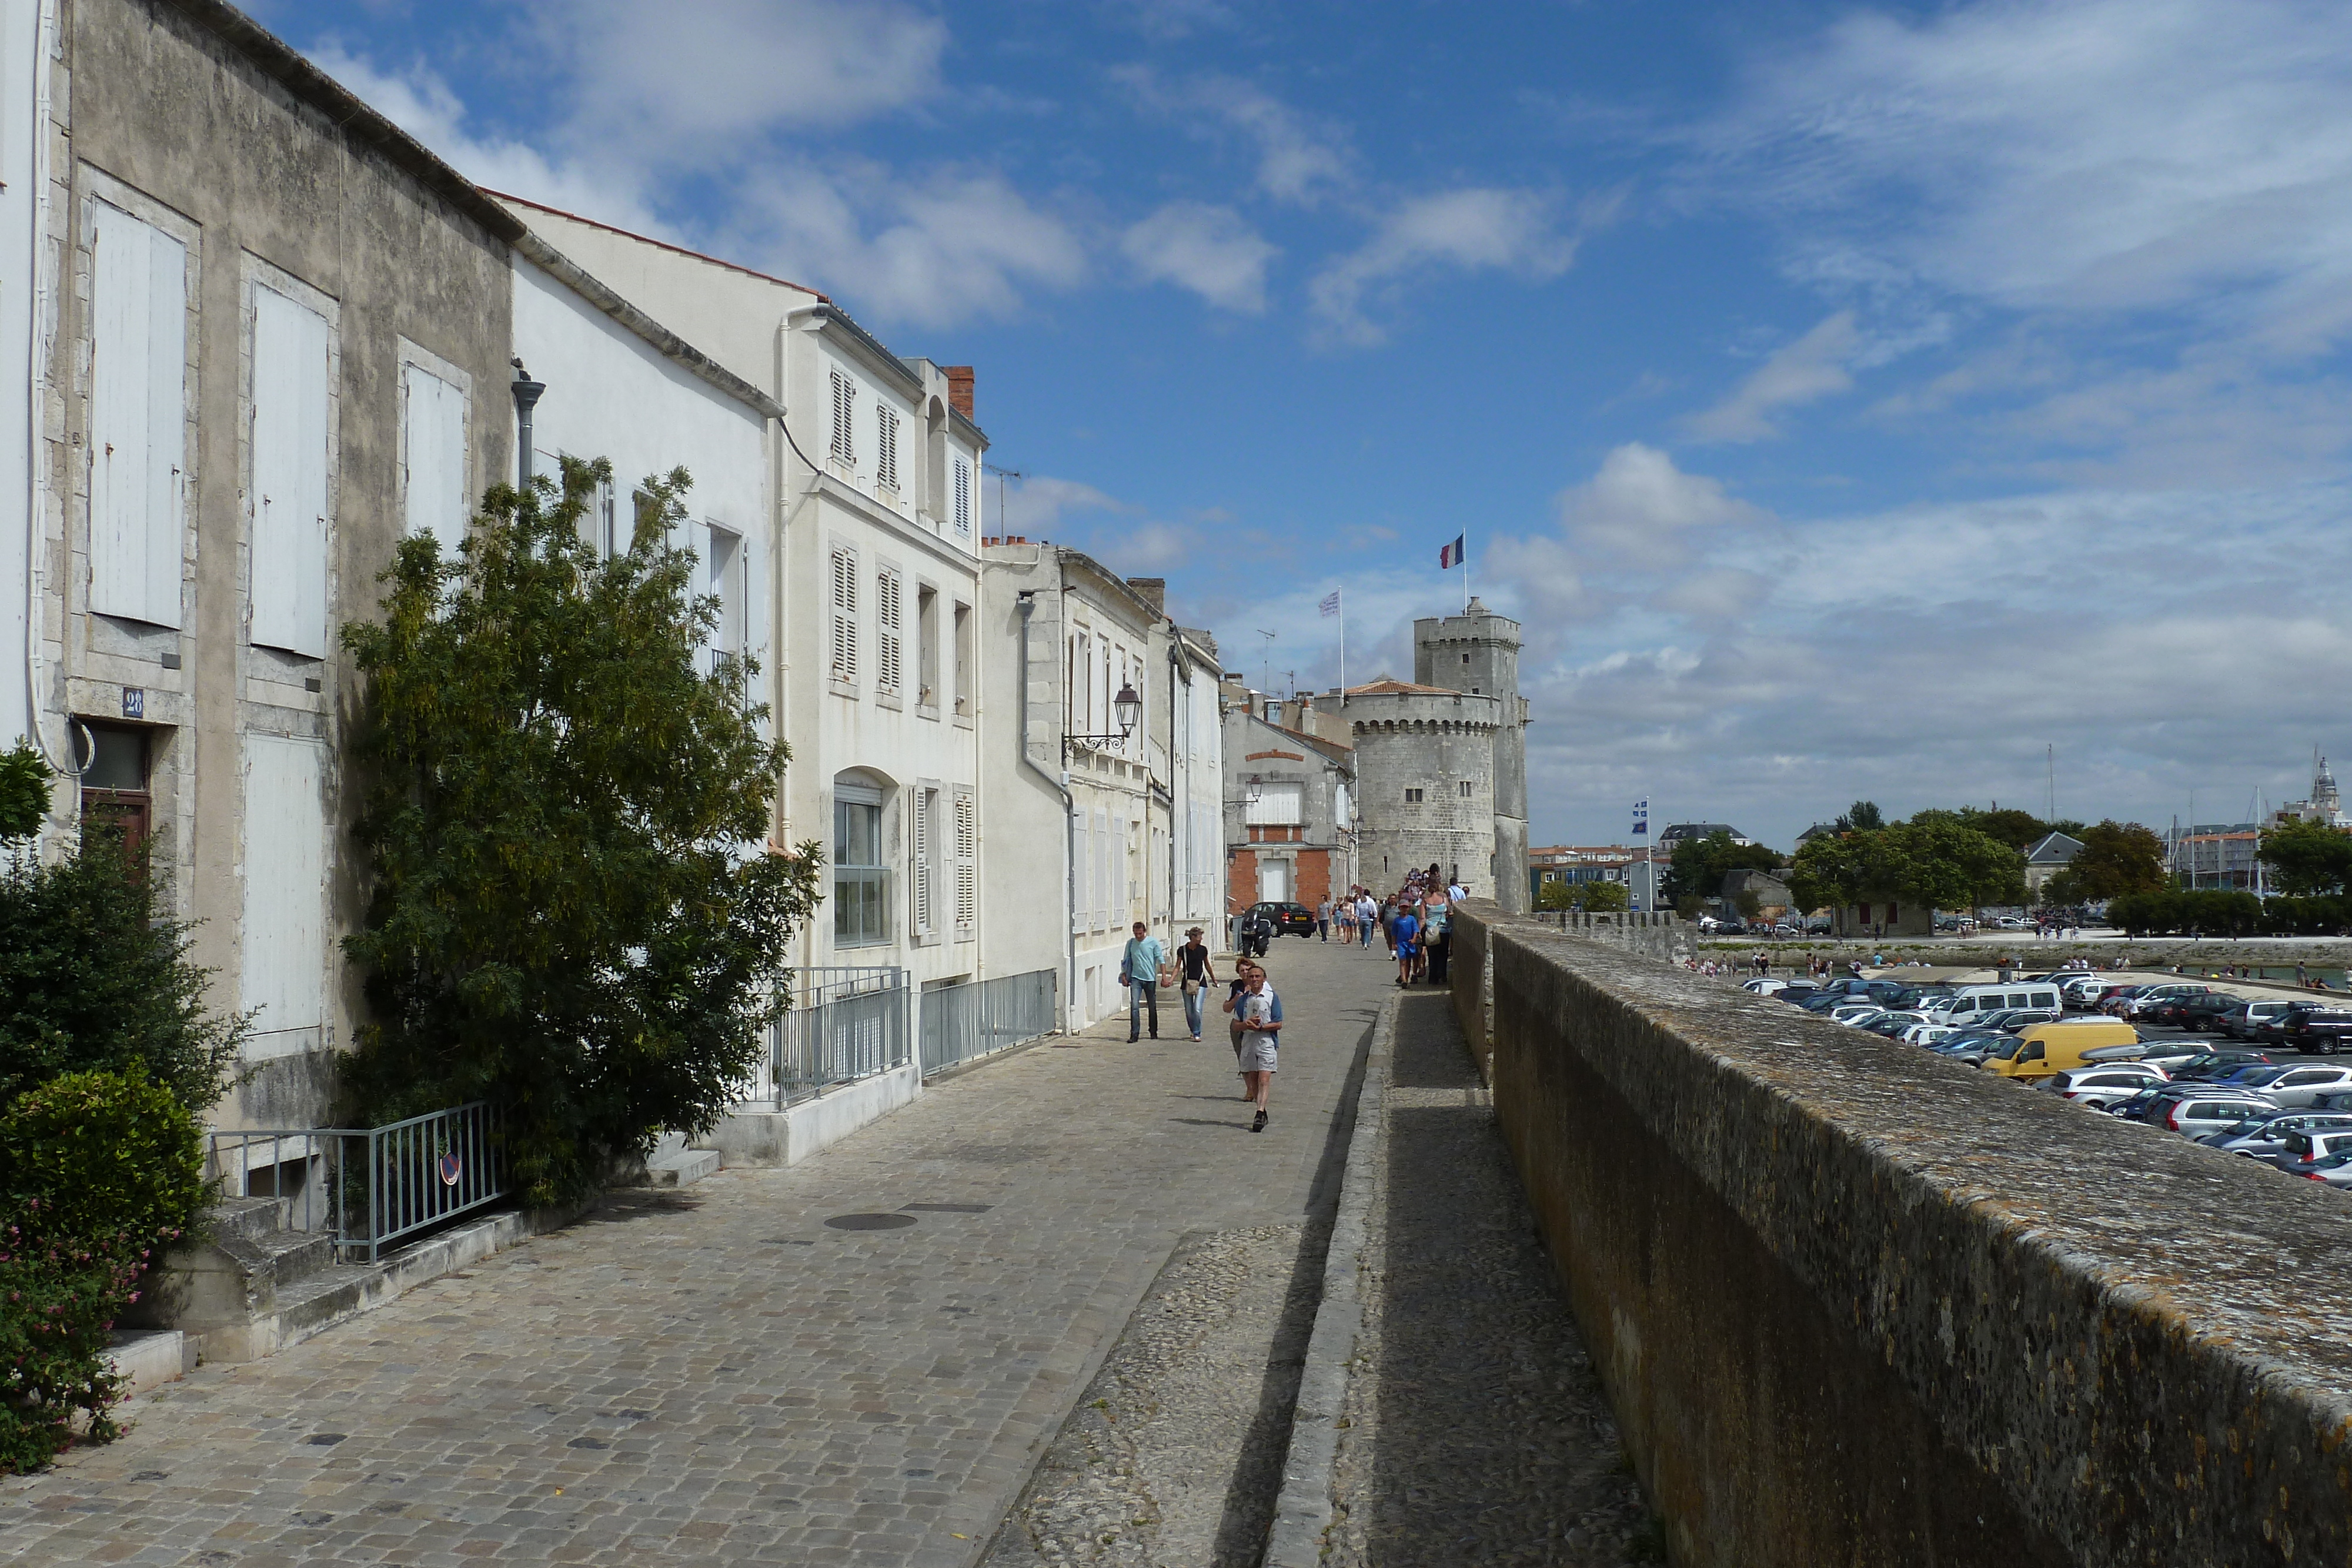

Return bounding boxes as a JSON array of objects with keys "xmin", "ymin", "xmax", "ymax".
[
  {"xmin": 2279, "ymin": 1007, "xmax": 2352, "ymax": 1055},
  {"xmin": 2201, "ymin": 1113, "xmax": 2352, "ymax": 1161},
  {"xmin": 1902, "ymin": 1022, "xmax": 1958, "ymax": 1046},
  {"xmin": 2119, "ymin": 984, "xmax": 2213, "ymax": 1021},
  {"xmin": 2044, "ymin": 1064, "xmax": 2170, "ymax": 1110},
  {"xmin": 2131, "ymin": 1090, "xmax": 2280, "ymax": 1137},
  {"xmin": 2147, "ymin": 994, "xmax": 2239, "ymax": 1031},
  {"xmin": 1740, "ymin": 977, "xmax": 1790, "ymax": 995},
  {"xmin": 2285, "ymin": 1148, "xmax": 2352, "ymax": 1188},
  {"xmin": 2273, "ymin": 1131, "xmax": 2352, "ymax": 1178},
  {"xmin": 1932, "ymin": 1031, "xmax": 2013, "ymax": 1066},
  {"xmin": 1984, "ymin": 1021, "xmax": 2144, "ymax": 1083},
  {"xmin": 2215, "ymin": 999, "xmax": 2296, "ymax": 1040},
  {"xmin": 1250, "ymin": 901, "xmax": 1319, "ymax": 940},
  {"xmin": 2217, "ymin": 1062, "xmax": 2352, "ymax": 1106},
  {"xmin": 2140, "ymin": 1047, "xmax": 2274, "ymax": 1079},
  {"xmin": 1860, "ymin": 1012, "xmax": 1931, "ymax": 1038},
  {"xmin": 1831, "ymin": 1005, "xmax": 1890, "ymax": 1028}
]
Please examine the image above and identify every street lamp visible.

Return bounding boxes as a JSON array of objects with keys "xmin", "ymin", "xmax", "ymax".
[
  {"xmin": 510, "ymin": 357, "xmax": 545, "ymax": 488},
  {"xmin": 1064, "ymin": 680, "xmax": 1142, "ymax": 760}
]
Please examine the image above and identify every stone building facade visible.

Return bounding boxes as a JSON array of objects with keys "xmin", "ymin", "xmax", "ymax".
[
  {"xmin": 1340, "ymin": 597, "xmax": 1531, "ymax": 911},
  {"xmin": 1222, "ymin": 694, "xmax": 1353, "ymax": 921}
]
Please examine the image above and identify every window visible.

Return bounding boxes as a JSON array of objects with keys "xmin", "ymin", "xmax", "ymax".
[
  {"xmin": 916, "ymin": 582, "xmax": 939, "ymax": 710},
  {"xmin": 249, "ymin": 283, "xmax": 333, "ymax": 657},
  {"xmin": 1405, "ymin": 787, "xmax": 1425, "ymax": 804},
  {"xmin": 953, "ymin": 602, "xmax": 972, "ymax": 717},
  {"xmin": 77, "ymin": 721, "xmax": 152, "ymax": 857},
  {"xmin": 877, "ymin": 406, "xmax": 900, "ymax": 492},
  {"xmin": 400, "ymin": 362, "xmax": 466, "ymax": 560},
  {"xmin": 876, "ymin": 566, "xmax": 904, "ymax": 699},
  {"xmin": 828, "ymin": 368, "xmax": 855, "ymax": 464},
  {"xmin": 953, "ymin": 457, "xmax": 972, "ymax": 539},
  {"xmin": 1071, "ymin": 810, "xmax": 1090, "ymax": 933},
  {"xmin": 704, "ymin": 523, "xmax": 744, "ymax": 670},
  {"xmin": 954, "ymin": 787, "xmax": 977, "ymax": 939},
  {"xmin": 1244, "ymin": 780, "xmax": 1304, "ymax": 827},
  {"xmin": 241, "ymin": 734, "xmax": 328, "ymax": 1058},
  {"xmin": 828, "ymin": 546, "xmax": 858, "ymax": 682},
  {"xmin": 912, "ymin": 785, "xmax": 937, "ymax": 937},
  {"xmin": 576, "ymin": 473, "xmax": 615, "ymax": 558},
  {"xmin": 833, "ymin": 784, "xmax": 887, "ymax": 946},
  {"xmin": 88, "ymin": 200, "xmax": 188, "ymax": 630},
  {"xmin": 1459, "ymin": 780, "xmax": 1473, "ymax": 797}
]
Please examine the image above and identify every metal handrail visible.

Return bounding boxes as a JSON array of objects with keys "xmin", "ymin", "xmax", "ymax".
[{"xmin": 206, "ymin": 1101, "xmax": 507, "ymax": 1262}]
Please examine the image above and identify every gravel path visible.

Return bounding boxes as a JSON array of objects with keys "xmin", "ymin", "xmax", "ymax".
[{"xmin": 1324, "ymin": 990, "xmax": 1650, "ymax": 1566}]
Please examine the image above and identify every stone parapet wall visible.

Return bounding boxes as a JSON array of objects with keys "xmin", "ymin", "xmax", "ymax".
[{"xmin": 1450, "ymin": 899, "xmax": 2352, "ymax": 1567}]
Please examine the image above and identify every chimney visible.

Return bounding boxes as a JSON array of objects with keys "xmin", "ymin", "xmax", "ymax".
[
  {"xmin": 944, "ymin": 366, "xmax": 975, "ymax": 419},
  {"xmin": 1127, "ymin": 577, "xmax": 1165, "ymax": 616}
]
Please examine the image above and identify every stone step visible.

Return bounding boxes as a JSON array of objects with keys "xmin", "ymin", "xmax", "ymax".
[
  {"xmin": 206, "ymin": 1195, "xmax": 290, "ymax": 1242},
  {"xmin": 646, "ymin": 1146, "xmax": 721, "ymax": 1187},
  {"xmin": 103, "ymin": 1329, "xmax": 192, "ymax": 1395}
]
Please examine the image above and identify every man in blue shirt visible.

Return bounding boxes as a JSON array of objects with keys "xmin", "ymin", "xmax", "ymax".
[{"xmin": 1122, "ymin": 921, "xmax": 1167, "ymax": 1041}]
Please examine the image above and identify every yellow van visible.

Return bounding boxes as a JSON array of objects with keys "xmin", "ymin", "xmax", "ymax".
[{"xmin": 1982, "ymin": 1021, "xmax": 2141, "ymax": 1084}]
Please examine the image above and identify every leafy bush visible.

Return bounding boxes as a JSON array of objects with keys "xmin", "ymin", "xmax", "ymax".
[
  {"xmin": 0, "ymin": 833, "xmax": 245, "ymax": 1108},
  {"xmin": 0, "ymin": 740, "xmax": 48, "ymax": 841},
  {"xmin": 339, "ymin": 460, "xmax": 821, "ymax": 1205},
  {"xmin": 0, "ymin": 1068, "xmax": 199, "ymax": 1474}
]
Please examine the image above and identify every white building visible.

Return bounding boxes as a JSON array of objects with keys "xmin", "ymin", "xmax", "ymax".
[
  {"xmin": 0, "ymin": 0, "xmax": 39, "ymax": 758},
  {"xmin": 980, "ymin": 541, "xmax": 1172, "ymax": 1029},
  {"xmin": 495, "ymin": 197, "xmax": 994, "ymax": 1002},
  {"xmin": 1158, "ymin": 617, "xmax": 1225, "ymax": 947}
]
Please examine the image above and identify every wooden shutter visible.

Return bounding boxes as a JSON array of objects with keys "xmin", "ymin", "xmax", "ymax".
[
  {"xmin": 913, "ymin": 787, "xmax": 934, "ymax": 936},
  {"xmin": 1071, "ymin": 811, "xmax": 1088, "ymax": 934},
  {"xmin": 876, "ymin": 567, "xmax": 902, "ymax": 697},
  {"xmin": 953, "ymin": 457, "xmax": 971, "ymax": 539},
  {"xmin": 877, "ymin": 407, "xmax": 898, "ymax": 491},
  {"xmin": 829, "ymin": 369, "xmax": 854, "ymax": 463},
  {"xmin": 829, "ymin": 547, "xmax": 857, "ymax": 680},
  {"xmin": 88, "ymin": 203, "xmax": 186, "ymax": 628},
  {"xmin": 400, "ymin": 362, "xmax": 465, "ymax": 559},
  {"xmin": 1094, "ymin": 807, "xmax": 1109, "ymax": 929},
  {"xmin": 240, "ymin": 734, "xmax": 326, "ymax": 1055},
  {"xmin": 250, "ymin": 286, "xmax": 332, "ymax": 656},
  {"xmin": 955, "ymin": 787, "xmax": 977, "ymax": 938}
]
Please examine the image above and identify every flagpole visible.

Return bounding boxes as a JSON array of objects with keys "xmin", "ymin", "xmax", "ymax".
[{"xmin": 1464, "ymin": 521, "xmax": 1472, "ymax": 611}]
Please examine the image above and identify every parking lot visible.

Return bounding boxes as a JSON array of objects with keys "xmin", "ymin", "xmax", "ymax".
[{"xmin": 1725, "ymin": 965, "xmax": 2352, "ymax": 1190}]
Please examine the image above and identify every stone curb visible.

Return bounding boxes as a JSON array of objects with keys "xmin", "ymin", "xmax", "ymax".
[{"xmin": 1258, "ymin": 992, "xmax": 1395, "ymax": 1568}]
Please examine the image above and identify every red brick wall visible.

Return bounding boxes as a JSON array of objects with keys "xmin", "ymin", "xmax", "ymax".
[
  {"xmin": 1229, "ymin": 849, "xmax": 1258, "ymax": 912},
  {"xmin": 1297, "ymin": 850, "xmax": 1332, "ymax": 911}
]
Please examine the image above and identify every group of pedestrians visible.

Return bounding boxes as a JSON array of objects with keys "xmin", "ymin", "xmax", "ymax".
[{"xmin": 1118, "ymin": 920, "xmax": 1284, "ymax": 1132}]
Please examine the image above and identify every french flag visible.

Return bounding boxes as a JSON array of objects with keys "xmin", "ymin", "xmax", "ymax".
[{"xmin": 1438, "ymin": 533, "xmax": 1465, "ymax": 569}]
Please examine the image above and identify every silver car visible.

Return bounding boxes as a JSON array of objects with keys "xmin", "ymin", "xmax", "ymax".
[
  {"xmin": 2204, "ymin": 1114, "xmax": 2352, "ymax": 1160},
  {"xmin": 2221, "ymin": 1063, "xmax": 2352, "ymax": 1108},
  {"xmin": 2044, "ymin": 1065, "xmax": 2169, "ymax": 1111}
]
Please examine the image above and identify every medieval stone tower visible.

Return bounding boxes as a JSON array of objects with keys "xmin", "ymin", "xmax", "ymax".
[{"xmin": 1415, "ymin": 599, "xmax": 1529, "ymax": 913}]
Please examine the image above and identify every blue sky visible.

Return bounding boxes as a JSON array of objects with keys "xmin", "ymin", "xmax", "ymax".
[{"xmin": 265, "ymin": 0, "xmax": 2352, "ymax": 851}]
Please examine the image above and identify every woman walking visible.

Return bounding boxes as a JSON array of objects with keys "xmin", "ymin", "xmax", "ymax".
[
  {"xmin": 1236, "ymin": 965, "xmax": 1283, "ymax": 1132},
  {"xmin": 1178, "ymin": 926, "xmax": 1215, "ymax": 1042}
]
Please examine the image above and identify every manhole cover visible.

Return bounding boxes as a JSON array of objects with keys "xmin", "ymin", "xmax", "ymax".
[{"xmin": 825, "ymin": 1212, "xmax": 917, "ymax": 1231}]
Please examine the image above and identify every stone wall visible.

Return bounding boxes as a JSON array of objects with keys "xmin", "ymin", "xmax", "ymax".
[
  {"xmin": 1451, "ymin": 899, "xmax": 2352, "ymax": 1567},
  {"xmin": 1350, "ymin": 693, "xmax": 1499, "ymax": 892}
]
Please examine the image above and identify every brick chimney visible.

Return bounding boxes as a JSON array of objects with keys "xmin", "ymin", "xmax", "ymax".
[
  {"xmin": 1127, "ymin": 577, "xmax": 1166, "ymax": 616},
  {"xmin": 944, "ymin": 366, "xmax": 975, "ymax": 419}
]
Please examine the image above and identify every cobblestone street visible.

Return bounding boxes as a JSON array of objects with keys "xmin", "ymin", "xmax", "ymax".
[{"xmin": 0, "ymin": 938, "xmax": 1385, "ymax": 1568}]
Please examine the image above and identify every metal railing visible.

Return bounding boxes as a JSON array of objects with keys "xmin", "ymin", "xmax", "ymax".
[
  {"xmin": 736, "ymin": 966, "xmax": 911, "ymax": 1109},
  {"xmin": 920, "ymin": 968, "xmax": 1059, "ymax": 1076},
  {"xmin": 206, "ymin": 1101, "xmax": 506, "ymax": 1262}
]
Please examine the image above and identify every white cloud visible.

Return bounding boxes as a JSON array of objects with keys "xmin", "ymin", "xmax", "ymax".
[
  {"xmin": 997, "ymin": 475, "xmax": 1136, "ymax": 537},
  {"xmin": 306, "ymin": 47, "xmax": 669, "ymax": 237},
  {"xmin": 1685, "ymin": 312, "xmax": 1859, "ymax": 443},
  {"xmin": 1116, "ymin": 70, "xmax": 1352, "ymax": 206},
  {"xmin": 552, "ymin": 0, "xmax": 944, "ymax": 159},
  {"xmin": 1120, "ymin": 202, "xmax": 1277, "ymax": 312},
  {"xmin": 1309, "ymin": 188, "xmax": 1581, "ymax": 346},
  {"xmin": 1700, "ymin": 0, "xmax": 2352, "ymax": 339},
  {"xmin": 1556, "ymin": 443, "xmax": 1770, "ymax": 563}
]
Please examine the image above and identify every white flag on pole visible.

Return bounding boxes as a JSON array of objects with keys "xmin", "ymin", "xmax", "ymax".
[{"xmin": 1319, "ymin": 590, "xmax": 1341, "ymax": 617}]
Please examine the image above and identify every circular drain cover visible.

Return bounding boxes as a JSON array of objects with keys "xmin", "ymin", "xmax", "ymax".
[{"xmin": 825, "ymin": 1212, "xmax": 917, "ymax": 1231}]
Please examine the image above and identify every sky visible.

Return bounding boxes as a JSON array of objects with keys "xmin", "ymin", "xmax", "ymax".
[{"xmin": 260, "ymin": 0, "xmax": 2352, "ymax": 851}]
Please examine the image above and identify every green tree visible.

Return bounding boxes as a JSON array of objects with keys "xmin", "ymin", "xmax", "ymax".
[
  {"xmin": 1578, "ymin": 880, "xmax": 1630, "ymax": 913},
  {"xmin": 2058, "ymin": 820, "xmax": 2169, "ymax": 900},
  {"xmin": 0, "ymin": 833, "xmax": 245, "ymax": 1109},
  {"xmin": 1835, "ymin": 800, "xmax": 1884, "ymax": 832},
  {"xmin": 1787, "ymin": 817, "xmax": 2022, "ymax": 917},
  {"xmin": 0, "ymin": 741, "xmax": 49, "ymax": 840},
  {"xmin": 1535, "ymin": 878, "xmax": 1575, "ymax": 911},
  {"xmin": 1953, "ymin": 805, "xmax": 2049, "ymax": 852},
  {"xmin": 2259, "ymin": 817, "xmax": 2352, "ymax": 897},
  {"xmin": 338, "ymin": 459, "xmax": 824, "ymax": 1206},
  {"xmin": 1659, "ymin": 830, "xmax": 1780, "ymax": 908}
]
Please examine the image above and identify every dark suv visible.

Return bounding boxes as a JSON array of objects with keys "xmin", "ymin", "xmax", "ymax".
[
  {"xmin": 2280, "ymin": 1007, "xmax": 2352, "ymax": 1055},
  {"xmin": 1251, "ymin": 901, "xmax": 1319, "ymax": 940}
]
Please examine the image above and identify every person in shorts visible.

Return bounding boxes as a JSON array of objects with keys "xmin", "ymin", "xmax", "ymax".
[
  {"xmin": 1237, "ymin": 965, "xmax": 1282, "ymax": 1132},
  {"xmin": 1393, "ymin": 903, "xmax": 1421, "ymax": 987},
  {"xmin": 1222, "ymin": 958, "xmax": 1261, "ymax": 1093}
]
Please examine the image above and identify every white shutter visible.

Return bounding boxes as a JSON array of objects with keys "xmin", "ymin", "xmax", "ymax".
[
  {"xmin": 829, "ymin": 369, "xmax": 854, "ymax": 463},
  {"xmin": 829, "ymin": 547, "xmax": 857, "ymax": 680},
  {"xmin": 913, "ymin": 787, "xmax": 934, "ymax": 936},
  {"xmin": 240, "ymin": 734, "xmax": 326, "ymax": 1057},
  {"xmin": 876, "ymin": 567, "xmax": 902, "ymax": 697},
  {"xmin": 1071, "ymin": 811, "xmax": 1088, "ymax": 934},
  {"xmin": 877, "ymin": 407, "xmax": 898, "ymax": 491},
  {"xmin": 1094, "ymin": 807, "xmax": 1109, "ymax": 930},
  {"xmin": 400, "ymin": 363, "xmax": 465, "ymax": 559},
  {"xmin": 1245, "ymin": 780, "xmax": 1304, "ymax": 827},
  {"xmin": 955, "ymin": 787, "xmax": 977, "ymax": 938},
  {"xmin": 88, "ymin": 203, "xmax": 186, "ymax": 628},
  {"xmin": 250, "ymin": 286, "xmax": 332, "ymax": 656},
  {"xmin": 953, "ymin": 458, "xmax": 971, "ymax": 539}
]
